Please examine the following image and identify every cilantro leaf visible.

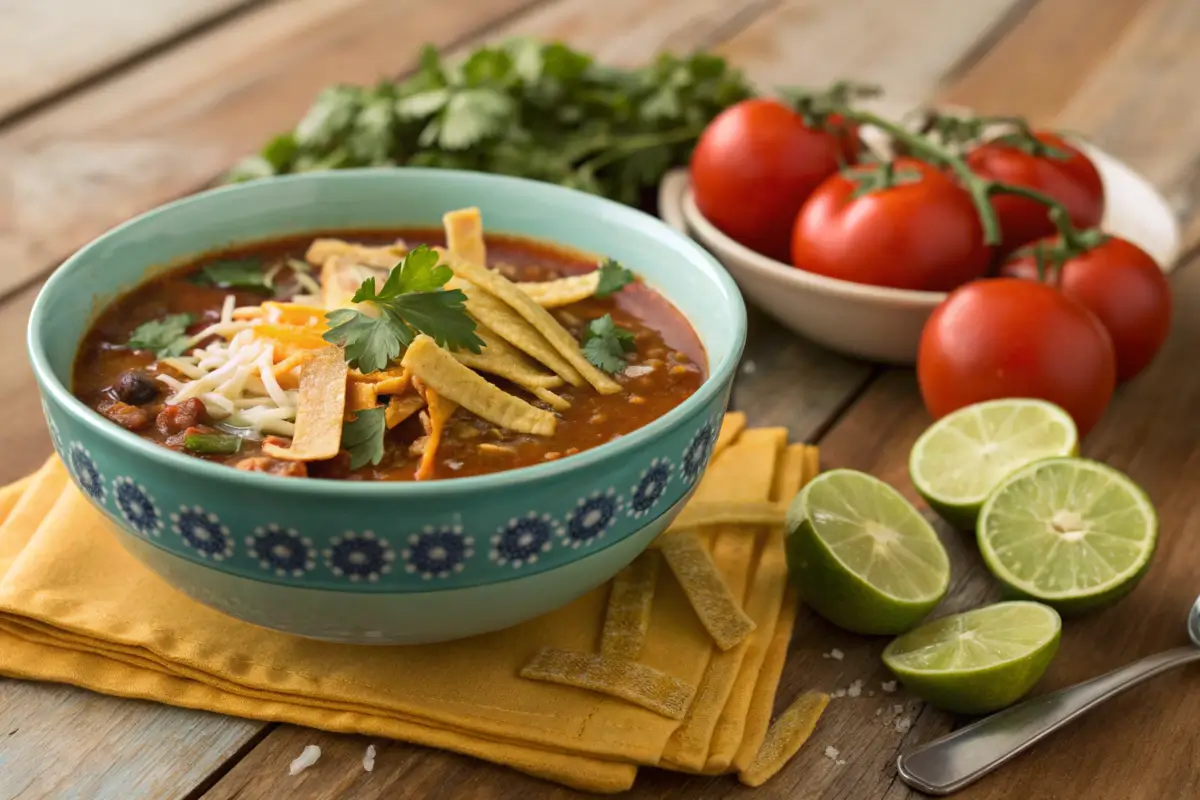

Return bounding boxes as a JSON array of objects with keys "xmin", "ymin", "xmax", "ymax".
[
  {"xmin": 580, "ymin": 313, "xmax": 636, "ymax": 373},
  {"xmin": 594, "ymin": 258, "xmax": 635, "ymax": 297},
  {"xmin": 341, "ymin": 406, "xmax": 387, "ymax": 470},
  {"xmin": 126, "ymin": 313, "xmax": 196, "ymax": 358},
  {"xmin": 323, "ymin": 246, "xmax": 482, "ymax": 372},
  {"xmin": 195, "ymin": 258, "xmax": 269, "ymax": 291}
]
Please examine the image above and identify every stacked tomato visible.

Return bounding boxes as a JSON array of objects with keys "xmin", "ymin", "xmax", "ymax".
[{"xmin": 691, "ymin": 97, "xmax": 1172, "ymax": 436}]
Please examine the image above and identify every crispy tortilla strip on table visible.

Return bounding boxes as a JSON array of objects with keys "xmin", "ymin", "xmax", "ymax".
[
  {"xmin": 262, "ymin": 347, "xmax": 348, "ymax": 461},
  {"xmin": 344, "ymin": 380, "xmax": 379, "ymax": 421},
  {"xmin": 660, "ymin": 533, "xmax": 757, "ymax": 651},
  {"xmin": 443, "ymin": 207, "xmax": 488, "ymax": 267},
  {"xmin": 517, "ymin": 272, "xmax": 600, "ymax": 308},
  {"xmin": 306, "ymin": 238, "xmax": 408, "ymax": 268},
  {"xmin": 666, "ymin": 501, "xmax": 788, "ymax": 534},
  {"xmin": 737, "ymin": 692, "xmax": 830, "ymax": 787},
  {"xmin": 385, "ymin": 393, "xmax": 426, "ymax": 429},
  {"xmin": 714, "ymin": 412, "xmax": 747, "ymax": 459},
  {"xmin": 461, "ymin": 287, "xmax": 585, "ymax": 387},
  {"xmin": 415, "ymin": 388, "xmax": 459, "ymax": 480},
  {"xmin": 401, "ymin": 335, "xmax": 556, "ymax": 436},
  {"xmin": 520, "ymin": 648, "xmax": 695, "ymax": 720},
  {"xmin": 600, "ymin": 550, "xmax": 661, "ymax": 660},
  {"xmin": 449, "ymin": 257, "xmax": 621, "ymax": 395},
  {"xmin": 452, "ymin": 324, "xmax": 563, "ymax": 390}
]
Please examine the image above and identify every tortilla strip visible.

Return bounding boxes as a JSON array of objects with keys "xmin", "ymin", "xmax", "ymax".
[
  {"xmin": 415, "ymin": 388, "xmax": 459, "ymax": 480},
  {"xmin": 517, "ymin": 272, "xmax": 600, "ymax": 308},
  {"xmin": 452, "ymin": 324, "xmax": 563, "ymax": 392},
  {"xmin": 320, "ymin": 256, "xmax": 388, "ymax": 310},
  {"xmin": 373, "ymin": 372, "xmax": 411, "ymax": 396},
  {"xmin": 306, "ymin": 238, "xmax": 408, "ymax": 269},
  {"xmin": 350, "ymin": 366, "xmax": 408, "ymax": 383},
  {"xmin": 600, "ymin": 550, "xmax": 661, "ymax": 659},
  {"xmin": 344, "ymin": 380, "xmax": 379, "ymax": 421},
  {"xmin": 532, "ymin": 387, "xmax": 570, "ymax": 412},
  {"xmin": 448, "ymin": 256, "xmax": 621, "ymax": 395},
  {"xmin": 521, "ymin": 648, "xmax": 695, "ymax": 720},
  {"xmin": 461, "ymin": 286, "xmax": 585, "ymax": 387},
  {"xmin": 262, "ymin": 347, "xmax": 347, "ymax": 461},
  {"xmin": 660, "ymin": 532, "xmax": 757, "ymax": 651},
  {"xmin": 666, "ymin": 501, "xmax": 788, "ymax": 534},
  {"xmin": 443, "ymin": 207, "xmax": 487, "ymax": 267},
  {"xmin": 271, "ymin": 350, "xmax": 313, "ymax": 390},
  {"xmin": 385, "ymin": 393, "xmax": 425, "ymax": 429},
  {"xmin": 737, "ymin": 692, "xmax": 830, "ymax": 787},
  {"xmin": 401, "ymin": 335, "xmax": 556, "ymax": 436}
]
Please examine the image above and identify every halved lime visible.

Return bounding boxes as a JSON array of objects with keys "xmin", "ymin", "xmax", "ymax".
[
  {"xmin": 882, "ymin": 601, "xmax": 1061, "ymax": 714},
  {"xmin": 786, "ymin": 469, "xmax": 950, "ymax": 635},
  {"xmin": 977, "ymin": 457, "xmax": 1157, "ymax": 615},
  {"xmin": 910, "ymin": 399, "xmax": 1079, "ymax": 530}
]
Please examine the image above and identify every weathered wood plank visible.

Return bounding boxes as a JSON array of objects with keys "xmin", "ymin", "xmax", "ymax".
[
  {"xmin": 0, "ymin": 679, "xmax": 261, "ymax": 800},
  {"xmin": 0, "ymin": 0, "xmax": 542, "ymax": 300},
  {"xmin": 0, "ymin": 284, "xmax": 46, "ymax": 485},
  {"xmin": 0, "ymin": 0, "xmax": 258, "ymax": 121}
]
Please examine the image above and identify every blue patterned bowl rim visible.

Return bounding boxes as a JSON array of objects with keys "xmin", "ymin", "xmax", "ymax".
[{"xmin": 27, "ymin": 168, "xmax": 747, "ymax": 497}]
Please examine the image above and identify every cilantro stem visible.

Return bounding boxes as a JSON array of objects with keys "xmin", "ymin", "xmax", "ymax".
[{"xmin": 577, "ymin": 125, "xmax": 705, "ymax": 175}]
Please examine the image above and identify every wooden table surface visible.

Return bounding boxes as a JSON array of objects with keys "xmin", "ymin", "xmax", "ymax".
[{"xmin": 2, "ymin": 0, "xmax": 1198, "ymax": 797}]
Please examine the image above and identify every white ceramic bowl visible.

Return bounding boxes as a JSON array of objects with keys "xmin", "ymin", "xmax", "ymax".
[{"xmin": 660, "ymin": 141, "xmax": 1181, "ymax": 365}]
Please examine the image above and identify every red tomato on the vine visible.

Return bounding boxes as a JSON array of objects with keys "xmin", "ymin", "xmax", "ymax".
[
  {"xmin": 966, "ymin": 132, "xmax": 1104, "ymax": 256},
  {"xmin": 918, "ymin": 279, "xmax": 1116, "ymax": 436},
  {"xmin": 1000, "ymin": 236, "xmax": 1171, "ymax": 382},
  {"xmin": 790, "ymin": 158, "xmax": 991, "ymax": 291},
  {"xmin": 691, "ymin": 99, "xmax": 859, "ymax": 262}
]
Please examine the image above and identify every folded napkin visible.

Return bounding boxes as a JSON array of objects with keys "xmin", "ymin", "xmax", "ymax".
[{"xmin": 0, "ymin": 415, "xmax": 816, "ymax": 793}]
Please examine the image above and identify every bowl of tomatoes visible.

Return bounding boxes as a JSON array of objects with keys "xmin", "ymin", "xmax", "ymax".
[{"xmin": 660, "ymin": 94, "xmax": 1180, "ymax": 367}]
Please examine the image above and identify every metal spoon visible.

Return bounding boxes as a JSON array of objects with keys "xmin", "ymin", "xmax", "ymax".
[{"xmin": 897, "ymin": 596, "xmax": 1200, "ymax": 796}]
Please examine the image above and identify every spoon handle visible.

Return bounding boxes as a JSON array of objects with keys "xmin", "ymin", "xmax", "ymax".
[{"xmin": 897, "ymin": 646, "xmax": 1200, "ymax": 796}]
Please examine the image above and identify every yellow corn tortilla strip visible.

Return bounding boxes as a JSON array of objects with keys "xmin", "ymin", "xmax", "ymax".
[
  {"xmin": 715, "ymin": 412, "xmax": 747, "ymax": 458},
  {"xmin": 401, "ymin": 335, "xmax": 556, "ymax": 436},
  {"xmin": 443, "ymin": 207, "xmax": 487, "ymax": 267},
  {"xmin": 385, "ymin": 393, "xmax": 425, "ymax": 429},
  {"xmin": 372, "ymin": 368, "xmax": 411, "ymax": 396},
  {"xmin": 665, "ymin": 501, "xmax": 788, "ymax": 534},
  {"xmin": 350, "ymin": 365, "xmax": 408, "ymax": 383},
  {"xmin": 737, "ymin": 692, "xmax": 830, "ymax": 787},
  {"xmin": 306, "ymin": 238, "xmax": 408, "ymax": 268},
  {"xmin": 660, "ymin": 532, "xmax": 757, "ymax": 651},
  {"xmin": 344, "ymin": 380, "xmax": 379, "ymax": 421},
  {"xmin": 520, "ymin": 648, "xmax": 695, "ymax": 720},
  {"xmin": 452, "ymin": 324, "xmax": 564, "ymax": 391},
  {"xmin": 320, "ymin": 256, "xmax": 388, "ymax": 310},
  {"xmin": 532, "ymin": 387, "xmax": 570, "ymax": 412},
  {"xmin": 262, "ymin": 347, "xmax": 347, "ymax": 461},
  {"xmin": 517, "ymin": 272, "xmax": 600, "ymax": 308},
  {"xmin": 449, "ymin": 256, "xmax": 621, "ymax": 395},
  {"xmin": 415, "ymin": 387, "xmax": 458, "ymax": 481},
  {"xmin": 600, "ymin": 550, "xmax": 661, "ymax": 660},
  {"xmin": 462, "ymin": 286, "xmax": 585, "ymax": 387}
]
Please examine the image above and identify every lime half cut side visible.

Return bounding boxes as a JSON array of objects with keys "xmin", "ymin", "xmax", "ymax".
[
  {"xmin": 786, "ymin": 469, "xmax": 950, "ymax": 635},
  {"xmin": 882, "ymin": 601, "xmax": 1061, "ymax": 714},
  {"xmin": 910, "ymin": 399, "xmax": 1079, "ymax": 529},
  {"xmin": 978, "ymin": 457, "xmax": 1158, "ymax": 615}
]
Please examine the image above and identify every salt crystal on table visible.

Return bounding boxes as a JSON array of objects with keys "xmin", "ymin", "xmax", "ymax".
[
  {"xmin": 875, "ymin": 708, "xmax": 883, "ymax": 716},
  {"xmin": 741, "ymin": 360, "xmax": 757, "ymax": 375},
  {"xmin": 824, "ymin": 746, "xmax": 840, "ymax": 762},
  {"xmin": 833, "ymin": 688, "xmax": 846, "ymax": 698},
  {"xmin": 847, "ymin": 679, "xmax": 863, "ymax": 698},
  {"xmin": 289, "ymin": 745, "xmax": 321, "ymax": 776},
  {"xmin": 895, "ymin": 716, "xmax": 913, "ymax": 734},
  {"xmin": 893, "ymin": 704, "xmax": 904, "ymax": 714},
  {"xmin": 363, "ymin": 744, "xmax": 377, "ymax": 772},
  {"xmin": 830, "ymin": 648, "xmax": 844, "ymax": 661},
  {"xmin": 882, "ymin": 680, "xmax": 897, "ymax": 693}
]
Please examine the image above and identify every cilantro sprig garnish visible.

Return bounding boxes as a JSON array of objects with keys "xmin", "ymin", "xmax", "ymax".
[
  {"xmin": 581, "ymin": 314, "xmax": 636, "ymax": 374},
  {"xmin": 126, "ymin": 313, "xmax": 196, "ymax": 358},
  {"xmin": 194, "ymin": 258, "xmax": 271, "ymax": 292},
  {"xmin": 322, "ymin": 245, "xmax": 484, "ymax": 373},
  {"xmin": 225, "ymin": 40, "xmax": 754, "ymax": 205},
  {"xmin": 594, "ymin": 259, "xmax": 635, "ymax": 297},
  {"xmin": 341, "ymin": 406, "xmax": 387, "ymax": 470}
]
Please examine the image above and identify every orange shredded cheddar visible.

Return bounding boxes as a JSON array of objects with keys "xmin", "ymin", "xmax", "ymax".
[
  {"xmin": 252, "ymin": 322, "xmax": 330, "ymax": 359},
  {"xmin": 262, "ymin": 302, "xmax": 330, "ymax": 327},
  {"xmin": 262, "ymin": 347, "xmax": 347, "ymax": 461},
  {"xmin": 660, "ymin": 533, "xmax": 756, "ymax": 651},
  {"xmin": 737, "ymin": 692, "xmax": 830, "ymax": 787},
  {"xmin": 415, "ymin": 388, "xmax": 459, "ymax": 480},
  {"xmin": 344, "ymin": 380, "xmax": 379, "ymax": 421},
  {"xmin": 385, "ymin": 394, "xmax": 425, "ymax": 429},
  {"xmin": 373, "ymin": 370, "xmax": 411, "ymax": 396},
  {"xmin": 520, "ymin": 648, "xmax": 696, "ymax": 720},
  {"xmin": 600, "ymin": 551, "xmax": 661, "ymax": 659},
  {"xmin": 271, "ymin": 350, "xmax": 314, "ymax": 390}
]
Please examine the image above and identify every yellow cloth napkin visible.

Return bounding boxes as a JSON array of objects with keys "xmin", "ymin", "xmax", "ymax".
[{"xmin": 0, "ymin": 420, "xmax": 813, "ymax": 793}]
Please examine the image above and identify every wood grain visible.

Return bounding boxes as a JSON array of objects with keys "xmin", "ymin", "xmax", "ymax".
[
  {"xmin": 0, "ymin": 0, "xmax": 542, "ymax": 300},
  {"xmin": 0, "ymin": 0, "xmax": 259, "ymax": 121}
]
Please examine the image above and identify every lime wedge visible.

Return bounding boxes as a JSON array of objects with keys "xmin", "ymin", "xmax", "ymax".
[
  {"xmin": 786, "ymin": 469, "xmax": 950, "ymax": 635},
  {"xmin": 910, "ymin": 399, "xmax": 1079, "ymax": 529},
  {"xmin": 882, "ymin": 601, "xmax": 1061, "ymax": 714},
  {"xmin": 977, "ymin": 457, "xmax": 1157, "ymax": 615}
]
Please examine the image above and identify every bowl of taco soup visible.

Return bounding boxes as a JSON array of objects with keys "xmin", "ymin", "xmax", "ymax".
[{"xmin": 28, "ymin": 168, "xmax": 745, "ymax": 644}]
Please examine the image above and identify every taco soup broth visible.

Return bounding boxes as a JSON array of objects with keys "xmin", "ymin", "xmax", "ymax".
[{"xmin": 73, "ymin": 229, "xmax": 707, "ymax": 481}]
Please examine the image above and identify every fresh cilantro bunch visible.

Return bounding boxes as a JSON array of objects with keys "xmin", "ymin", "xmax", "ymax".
[
  {"xmin": 322, "ymin": 245, "xmax": 484, "ymax": 373},
  {"xmin": 225, "ymin": 39, "xmax": 755, "ymax": 206}
]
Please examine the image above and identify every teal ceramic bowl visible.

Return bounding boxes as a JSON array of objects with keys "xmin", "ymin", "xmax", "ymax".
[{"xmin": 28, "ymin": 168, "xmax": 745, "ymax": 644}]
